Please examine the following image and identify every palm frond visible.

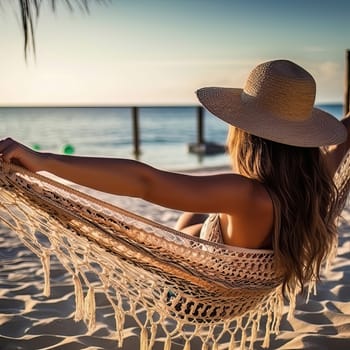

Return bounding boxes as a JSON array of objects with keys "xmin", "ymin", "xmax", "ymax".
[{"xmin": 10, "ymin": 0, "xmax": 109, "ymax": 59}]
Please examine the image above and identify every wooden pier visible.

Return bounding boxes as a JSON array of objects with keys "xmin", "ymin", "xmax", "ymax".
[
  {"xmin": 130, "ymin": 106, "xmax": 226, "ymax": 157},
  {"xmin": 188, "ymin": 106, "xmax": 226, "ymax": 155}
]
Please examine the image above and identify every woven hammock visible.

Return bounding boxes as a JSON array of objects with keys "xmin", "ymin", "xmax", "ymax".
[{"xmin": 0, "ymin": 152, "xmax": 349, "ymax": 350}]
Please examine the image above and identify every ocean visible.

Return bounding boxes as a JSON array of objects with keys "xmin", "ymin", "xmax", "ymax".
[{"xmin": 0, "ymin": 104, "xmax": 344, "ymax": 171}]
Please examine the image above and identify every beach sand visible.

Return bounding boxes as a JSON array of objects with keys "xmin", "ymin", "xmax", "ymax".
[{"xmin": 1, "ymin": 168, "xmax": 350, "ymax": 349}]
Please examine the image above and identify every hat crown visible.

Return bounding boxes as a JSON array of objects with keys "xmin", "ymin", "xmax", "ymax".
[{"xmin": 243, "ymin": 60, "xmax": 316, "ymax": 122}]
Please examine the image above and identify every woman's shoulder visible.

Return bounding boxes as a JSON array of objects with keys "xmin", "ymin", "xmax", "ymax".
[
  {"xmin": 218, "ymin": 176, "xmax": 274, "ymax": 249},
  {"xmin": 212, "ymin": 172, "xmax": 271, "ymax": 213}
]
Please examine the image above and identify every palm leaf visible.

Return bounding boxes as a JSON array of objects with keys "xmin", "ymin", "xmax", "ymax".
[{"xmin": 10, "ymin": 0, "xmax": 109, "ymax": 59}]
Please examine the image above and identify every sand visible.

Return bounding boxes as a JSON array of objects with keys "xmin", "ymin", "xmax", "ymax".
[{"xmin": 1, "ymin": 168, "xmax": 350, "ymax": 349}]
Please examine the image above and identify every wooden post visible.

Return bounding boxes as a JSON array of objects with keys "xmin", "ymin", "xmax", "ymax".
[
  {"xmin": 345, "ymin": 50, "xmax": 350, "ymax": 115},
  {"xmin": 188, "ymin": 106, "xmax": 225, "ymax": 155},
  {"xmin": 197, "ymin": 106, "xmax": 204, "ymax": 145},
  {"xmin": 132, "ymin": 107, "xmax": 141, "ymax": 157}
]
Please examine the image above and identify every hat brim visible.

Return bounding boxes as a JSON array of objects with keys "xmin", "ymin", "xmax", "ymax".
[{"xmin": 196, "ymin": 87, "xmax": 347, "ymax": 147}]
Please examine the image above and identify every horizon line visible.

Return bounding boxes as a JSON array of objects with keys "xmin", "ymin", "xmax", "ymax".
[{"xmin": 0, "ymin": 102, "xmax": 344, "ymax": 108}]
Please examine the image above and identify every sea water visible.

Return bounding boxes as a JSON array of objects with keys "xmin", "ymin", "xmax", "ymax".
[{"xmin": 0, "ymin": 104, "xmax": 344, "ymax": 170}]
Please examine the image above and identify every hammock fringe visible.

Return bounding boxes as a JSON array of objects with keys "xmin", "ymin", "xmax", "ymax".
[
  {"xmin": 73, "ymin": 273, "xmax": 84, "ymax": 322},
  {"xmin": 40, "ymin": 251, "xmax": 51, "ymax": 297}
]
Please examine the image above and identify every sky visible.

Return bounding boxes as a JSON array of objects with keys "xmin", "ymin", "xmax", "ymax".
[{"xmin": 0, "ymin": 0, "xmax": 349, "ymax": 106}]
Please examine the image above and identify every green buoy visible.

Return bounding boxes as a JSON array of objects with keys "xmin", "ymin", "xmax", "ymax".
[
  {"xmin": 63, "ymin": 144, "xmax": 75, "ymax": 155},
  {"xmin": 32, "ymin": 143, "xmax": 41, "ymax": 151}
]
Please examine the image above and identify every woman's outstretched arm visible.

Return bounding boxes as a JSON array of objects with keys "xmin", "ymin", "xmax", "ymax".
[
  {"xmin": 0, "ymin": 138, "xmax": 255, "ymax": 215},
  {"xmin": 325, "ymin": 112, "xmax": 350, "ymax": 177}
]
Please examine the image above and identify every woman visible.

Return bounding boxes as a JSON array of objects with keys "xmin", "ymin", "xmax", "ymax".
[{"xmin": 0, "ymin": 59, "xmax": 349, "ymax": 296}]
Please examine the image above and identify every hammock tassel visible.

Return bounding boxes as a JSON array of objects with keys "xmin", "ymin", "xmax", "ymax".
[
  {"xmin": 212, "ymin": 341, "xmax": 219, "ymax": 350},
  {"xmin": 148, "ymin": 323, "xmax": 157, "ymax": 349},
  {"xmin": 73, "ymin": 274, "xmax": 84, "ymax": 321},
  {"xmin": 84, "ymin": 286, "xmax": 96, "ymax": 333},
  {"xmin": 240, "ymin": 329, "xmax": 247, "ymax": 350},
  {"xmin": 249, "ymin": 320, "xmax": 258, "ymax": 350},
  {"xmin": 262, "ymin": 311, "xmax": 272, "ymax": 348},
  {"xmin": 40, "ymin": 251, "xmax": 51, "ymax": 297},
  {"xmin": 287, "ymin": 291, "xmax": 296, "ymax": 322},
  {"xmin": 163, "ymin": 335, "xmax": 171, "ymax": 350},
  {"xmin": 201, "ymin": 343, "xmax": 208, "ymax": 350},
  {"xmin": 140, "ymin": 327, "xmax": 149, "ymax": 350},
  {"xmin": 306, "ymin": 279, "xmax": 317, "ymax": 303},
  {"xmin": 115, "ymin": 310, "xmax": 125, "ymax": 348},
  {"xmin": 183, "ymin": 340, "xmax": 191, "ymax": 350},
  {"xmin": 228, "ymin": 333, "xmax": 236, "ymax": 350}
]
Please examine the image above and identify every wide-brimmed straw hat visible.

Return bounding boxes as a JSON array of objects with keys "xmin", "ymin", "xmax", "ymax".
[{"xmin": 196, "ymin": 59, "xmax": 347, "ymax": 147}]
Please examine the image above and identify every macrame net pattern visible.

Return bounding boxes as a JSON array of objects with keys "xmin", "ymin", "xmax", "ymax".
[
  {"xmin": 334, "ymin": 148, "xmax": 350, "ymax": 217},
  {"xmin": 0, "ymin": 151, "xmax": 349, "ymax": 350}
]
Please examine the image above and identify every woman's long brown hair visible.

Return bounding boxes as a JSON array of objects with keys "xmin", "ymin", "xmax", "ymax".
[{"xmin": 227, "ymin": 126, "xmax": 338, "ymax": 296}]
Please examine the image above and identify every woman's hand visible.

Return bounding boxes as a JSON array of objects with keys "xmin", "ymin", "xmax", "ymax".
[
  {"xmin": 0, "ymin": 138, "xmax": 44, "ymax": 172},
  {"xmin": 324, "ymin": 112, "xmax": 350, "ymax": 177}
]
